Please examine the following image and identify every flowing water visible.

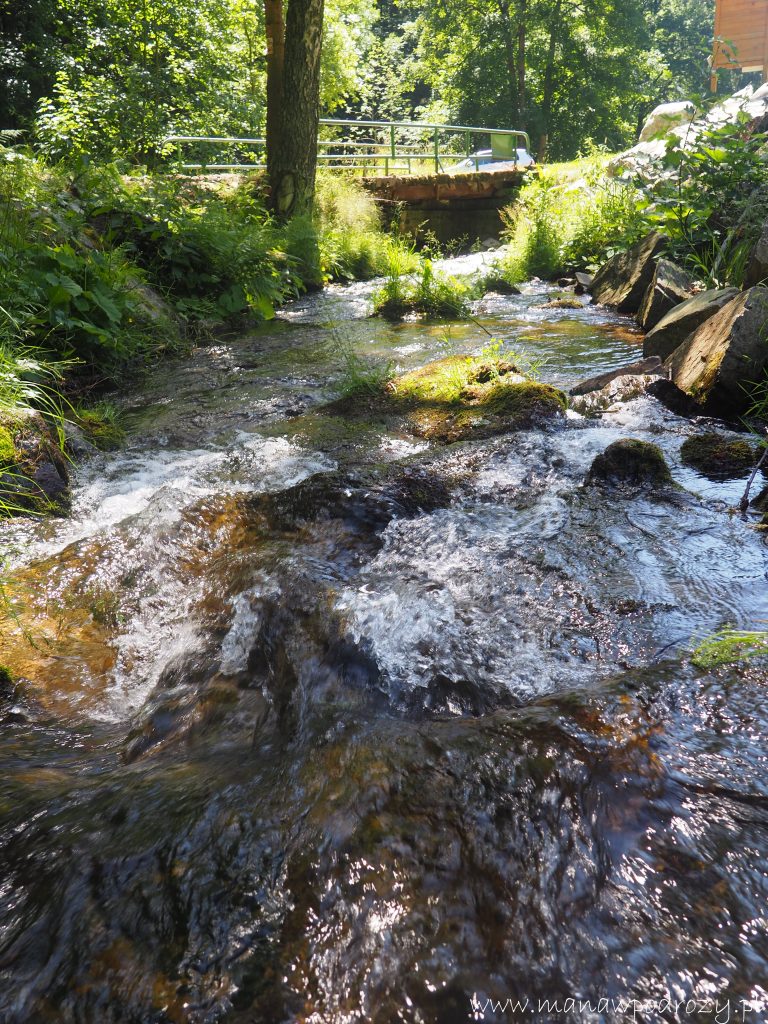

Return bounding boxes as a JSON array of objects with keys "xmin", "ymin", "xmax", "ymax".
[{"xmin": 1, "ymin": 261, "xmax": 768, "ymax": 1023}]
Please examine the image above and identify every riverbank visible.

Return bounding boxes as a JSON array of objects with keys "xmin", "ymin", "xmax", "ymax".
[{"xmin": 0, "ymin": 157, "xmax": 417, "ymax": 515}]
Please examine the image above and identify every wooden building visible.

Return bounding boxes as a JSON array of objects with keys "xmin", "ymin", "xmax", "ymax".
[{"xmin": 712, "ymin": 0, "xmax": 768, "ymax": 86}]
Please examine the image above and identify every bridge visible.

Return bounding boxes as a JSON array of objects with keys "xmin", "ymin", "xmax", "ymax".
[{"xmin": 163, "ymin": 118, "xmax": 533, "ymax": 245}]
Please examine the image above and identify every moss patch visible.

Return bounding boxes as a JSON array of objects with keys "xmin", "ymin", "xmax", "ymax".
[
  {"xmin": 0, "ymin": 411, "xmax": 69, "ymax": 516},
  {"xmin": 326, "ymin": 354, "xmax": 566, "ymax": 444},
  {"xmin": 0, "ymin": 426, "xmax": 19, "ymax": 469},
  {"xmin": 73, "ymin": 403, "xmax": 125, "ymax": 450},
  {"xmin": 540, "ymin": 297, "xmax": 584, "ymax": 310},
  {"xmin": 586, "ymin": 438, "xmax": 673, "ymax": 488},
  {"xmin": 681, "ymin": 432, "xmax": 758, "ymax": 480}
]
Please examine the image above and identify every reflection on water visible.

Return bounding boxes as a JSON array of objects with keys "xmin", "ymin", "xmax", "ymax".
[{"xmin": 1, "ymin": 261, "xmax": 767, "ymax": 1022}]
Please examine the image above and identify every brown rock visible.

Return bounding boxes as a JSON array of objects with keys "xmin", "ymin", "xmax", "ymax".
[
  {"xmin": 643, "ymin": 288, "xmax": 740, "ymax": 361},
  {"xmin": 664, "ymin": 287, "xmax": 768, "ymax": 416},
  {"xmin": 637, "ymin": 259, "xmax": 696, "ymax": 331},
  {"xmin": 591, "ymin": 232, "xmax": 667, "ymax": 314},
  {"xmin": 569, "ymin": 356, "xmax": 664, "ymax": 397}
]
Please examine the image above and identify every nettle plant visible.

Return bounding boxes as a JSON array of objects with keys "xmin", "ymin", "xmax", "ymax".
[{"xmin": 636, "ymin": 112, "xmax": 768, "ymax": 288}]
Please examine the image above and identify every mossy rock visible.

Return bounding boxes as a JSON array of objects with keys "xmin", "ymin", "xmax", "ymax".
[
  {"xmin": 540, "ymin": 298, "xmax": 584, "ymax": 310},
  {"xmin": 388, "ymin": 356, "xmax": 567, "ymax": 443},
  {"xmin": 586, "ymin": 438, "xmax": 673, "ymax": 489},
  {"xmin": 481, "ymin": 276, "xmax": 521, "ymax": 296},
  {"xmin": 0, "ymin": 411, "xmax": 69, "ymax": 516},
  {"xmin": 326, "ymin": 354, "xmax": 566, "ymax": 444},
  {"xmin": 0, "ymin": 426, "xmax": 19, "ymax": 469},
  {"xmin": 680, "ymin": 432, "xmax": 759, "ymax": 481}
]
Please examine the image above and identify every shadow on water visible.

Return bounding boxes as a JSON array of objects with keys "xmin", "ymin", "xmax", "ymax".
[{"xmin": 1, "ymin": 266, "xmax": 767, "ymax": 1022}]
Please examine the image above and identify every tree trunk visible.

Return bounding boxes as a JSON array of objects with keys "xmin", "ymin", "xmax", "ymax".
[
  {"xmin": 516, "ymin": 0, "xmax": 527, "ymax": 129},
  {"xmin": 264, "ymin": 0, "xmax": 285, "ymax": 167},
  {"xmin": 497, "ymin": 0, "xmax": 520, "ymax": 125},
  {"xmin": 265, "ymin": 0, "xmax": 324, "ymax": 219},
  {"xmin": 538, "ymin": 0, "xmax": 563, "ymax": 162}
]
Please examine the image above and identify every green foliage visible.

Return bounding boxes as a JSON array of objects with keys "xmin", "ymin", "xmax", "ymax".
[
  {"xmin": 691, "ymin": 628, "xmax": 768, "ymax": 670},
  {"xmin": 334, "ymin": 338, "xmax": 395, "ymax": 400},
  {"xmin": 499, "ymin": 161, "xmax": 647, "ymax": 281},
  {"xmin": 26, "ymin": 0, "xmax": 377, "ymax": 164},
  {"xmin": 373, "ymin": 253, "xmax": 474, "ymax": 320},
  {"xmin": 72, "ymin": 400, "xmax": 125, "ymax": 449},
  {"xmin": 635, "ymin": 118, "xmax": 768, "ymax": 288},
  {"xmin": 314, "ymin": 174, "xmax": 395, "ymax": 281}
]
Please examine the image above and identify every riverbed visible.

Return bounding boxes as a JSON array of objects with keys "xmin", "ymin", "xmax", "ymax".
[{"xmin": 1, "ymin": 263, "xmax": 767, "ymax": 1023}]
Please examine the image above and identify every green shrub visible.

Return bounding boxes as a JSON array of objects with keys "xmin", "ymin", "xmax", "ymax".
[
  {"xmin": 636, "ymin": 119, "xmax": 768, "ymax": 288},
  {"xmin": 498, "ymin": 162, "xmax": 646, "ymax": 283},
  {"xmin": 373, "ymin": 254, "xmax": 473, "ymax": 320}
]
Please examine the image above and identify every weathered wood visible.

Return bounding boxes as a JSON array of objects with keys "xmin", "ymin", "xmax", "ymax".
[{"xmin": 713, "ymin": 0, "xmax": 768, "ymax": 80}]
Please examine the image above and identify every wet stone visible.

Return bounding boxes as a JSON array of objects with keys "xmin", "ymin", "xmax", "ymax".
[
  {"xmin": 585, "ymin": 438, "xmax": 674, "ymax": 489},
  {"xmin": 680, "ymin": 432, "xmax": 760, "ymax": 480}
]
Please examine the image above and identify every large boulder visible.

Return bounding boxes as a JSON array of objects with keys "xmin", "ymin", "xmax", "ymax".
[
  {"xmin": 664, "ymin": 287, "xmax": 768, "ymax": 416},
  {"xmin": 745, "ymin": 219, "xmax": 768, "ymax": 288},
  {"xmin": 639, "ymin": 101, "xmax": 696, "ymax": 142},
  {"xmin": 643, "ymin": 288, "xmax": 740, "ymax": 361},
  {"xmin": 591, "ymin": 232, "xmax": 667, "ymax": 314},
  {"xmin": 637, "ymin": 259, "xmax": 696, "ymax": 331}
]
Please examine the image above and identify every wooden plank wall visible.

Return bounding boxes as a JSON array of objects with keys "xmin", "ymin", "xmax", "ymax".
[{"xmin": 712, "ymin": 0, "xmax": 768, "ymax": 79}]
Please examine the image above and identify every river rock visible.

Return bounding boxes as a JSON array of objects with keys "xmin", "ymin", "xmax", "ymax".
[
  {"xmin": 643, "ymin": 288, "xmax": 740, "ymax": 361},
  {"xmin": 571, "ymin": 372, "xmax": 666, "ymax": 417},
  {"xmin": 591, "ymin": 232, "xmax": 667, "ymax": 314},
  {"xmin": 637, "ymin": 259, "xmax": 696, "ymax": 331},
  {"xmin": 680, "ymin": 432, "xmax": 759, "ymax": 480},
  {"xmin": 585, "ymin": 438, "xmax": 673, "ymax": 488},
  {"xmin": 570, "ymin": 356, "xmax": 664, "ymax": 397},
  {"xmin": 574, "ymin": 272, "xmax": 593, "ymax": 295},
  {"xmin": 664, "ymin": 287, "xmax": 768, "ymax": 416},
  {"xmin": 745, "ymin": 219, "xmax": 768, "ymax": 288}
]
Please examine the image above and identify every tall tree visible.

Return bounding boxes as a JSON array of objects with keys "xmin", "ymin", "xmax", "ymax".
[{"xmin": 265, "ymin": 0, "xmax": 325, "ymax": 218}]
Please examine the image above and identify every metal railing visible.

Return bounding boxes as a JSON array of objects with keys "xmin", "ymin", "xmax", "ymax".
[{"xmin": 162, "ymin": 119, "xmax": 531, "ymax": 175}]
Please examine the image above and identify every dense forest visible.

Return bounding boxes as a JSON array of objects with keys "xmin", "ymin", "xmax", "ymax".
[{"xmin": 1, "ymin": 0, "xmax": 729, "ymax": 162}]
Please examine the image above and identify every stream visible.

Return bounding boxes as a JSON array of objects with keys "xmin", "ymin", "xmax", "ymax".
[{"xmin": 1, "ymin": 257, "xmax": 767, "ymax": 1023}]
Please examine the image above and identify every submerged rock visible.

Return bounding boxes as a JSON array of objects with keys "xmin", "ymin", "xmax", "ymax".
[
  {"xmin": 481, "ymin": 275, "xmax": 521, "ymax": 295},
  {"xmin": 591, "ymin": 232, "xmax": 667, "ymax": 314},
  {"xmin": 664, "ymin": 287, "xmax": 768, "ymax": 416},
  {"xmin": 570, "ymin": 372, "xmax": 665, "ymax": 417},
  {"xmin": 680, "ymin": 433, "xmax": 759, "ymax": 480},
  {"xmin": 585, "ymin": 438, "xmax": 673, "ymax": 488},
  {"xmin": 637, "ymin": 259, "xmax": 696, "ymax": 331},
  {"xmin": 643, "ymin": 288, "xmax": 739, "ymax": 361},
  {"xmin": 540, "ymin": 297, "xmax": 584, "ymax": 310}
]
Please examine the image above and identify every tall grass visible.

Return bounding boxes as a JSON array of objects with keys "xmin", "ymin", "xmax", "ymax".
[{"xmin": 498, "ymin": 160, "xmax": 647, "ymax": 284}]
